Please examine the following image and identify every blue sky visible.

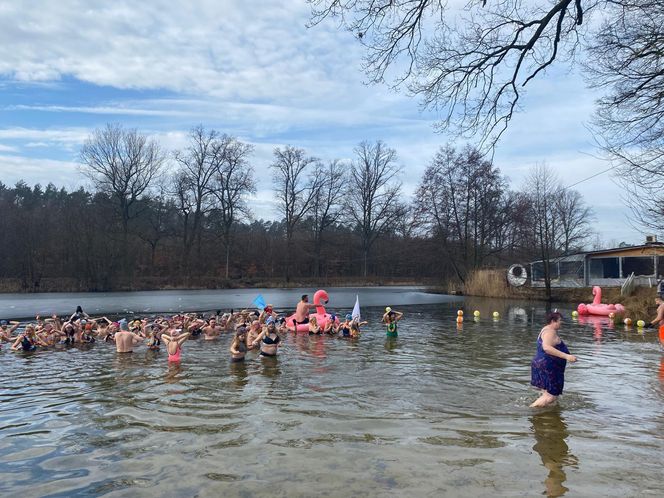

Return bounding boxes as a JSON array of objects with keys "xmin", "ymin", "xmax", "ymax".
[{"xmin": 0, "ymin": 1, "xmax": 646, "ymax": 245}]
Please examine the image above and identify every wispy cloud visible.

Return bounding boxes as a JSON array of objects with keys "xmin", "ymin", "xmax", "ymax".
[
  {"xmin": 7, "ymin": 104, "xmax": 191, "ymax": 117},
  {"xmin": 0, "ymin": 154, "xmax": 81, "ymax": 188}
]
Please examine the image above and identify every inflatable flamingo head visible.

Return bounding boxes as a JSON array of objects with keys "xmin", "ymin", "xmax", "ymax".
[
  {"xmin": 592, "ymin": 286, "xmax": 603, "ymax": 305},
  {"xmin": 313, "ymin": 289, "xmax": 329, "ymax": 305}
]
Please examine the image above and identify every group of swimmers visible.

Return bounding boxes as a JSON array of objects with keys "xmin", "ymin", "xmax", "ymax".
[{"xmin": 0, "ymin": 298, "xmax": 407, "ymax": 364}]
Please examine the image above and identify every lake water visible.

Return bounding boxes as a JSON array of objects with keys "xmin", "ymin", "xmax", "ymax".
[
  {"xmin": 1, "ymin": 289, "xmax": 663, "ymax": 497},
  {"xmin": 0, "ymin": 286, "xmax": 452, "ymax": 320}
]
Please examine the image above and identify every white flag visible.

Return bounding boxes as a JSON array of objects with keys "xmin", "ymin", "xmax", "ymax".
[{"xmin": 352, "ymin": 295, "xmax": 361, "ymax": 321}]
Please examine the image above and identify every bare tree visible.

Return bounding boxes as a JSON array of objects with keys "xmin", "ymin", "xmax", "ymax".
[
  {"xmin": 554, "ymin": 188, "xmax": 593, "ymax": 254},
  {"xmin": 172, "ymin": 169, "xmax": 195, "ymax": 265},
  {"xmin": 585, "ymin": 1, "xmax": 664, "ymax": 233},
  {"xmin": 271, "ymin": 146, "xmax": 321, "ymax": 281},
  {"xmin": 80, "ymin": 123, "xmax": 164, "ymax": 271},
  {"xmin": 172, "ymin": 125, "xmax": 219, "ymax": 269},
  {"xmin": 526, "ymin": 164, "xmax": 560, "ymax": 300},
  {"xmin": 310, "ymin": 0, "xmax": 590, "ymax": 147},
  {"xmin": 524, "ymin": 164, "xmax": 592, "ymax": 299},
  {"xmin": 209, "ymin": 135, "xmax": 256, "ymax": 279},
  {"xmin": 414, "ymin": 145, "xmax": 511, "ymax": 282},
  {"xmin": 134, "ymin": 188, "xmax": 177, "ymax": 268},
  {"xmin": 309, "ymin": 159, "xmax": 346, "ymax": 277},
  {"xmin": 347, "ymin": 140, "xmax": 404, "ymax": 277}
]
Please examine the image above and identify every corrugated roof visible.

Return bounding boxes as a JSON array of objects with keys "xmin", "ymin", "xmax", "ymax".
[
  {"xmin": 528, "ymin": 242, "xmax": 664, "ymax": 265},
  {"xmin": 586, "ymin": 242, "xmax": 664, "ymax": 256}
]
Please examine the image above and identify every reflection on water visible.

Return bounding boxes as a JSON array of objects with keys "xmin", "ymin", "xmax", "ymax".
[
  {"xmin": 1, "ymin": 300, "xmax": 664, "ymax": 496},
  {"xmin": 531, "ymin": 408, "xmax": 577, "ymax": 497}
]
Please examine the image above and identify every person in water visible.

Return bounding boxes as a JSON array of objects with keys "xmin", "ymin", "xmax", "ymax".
[
  {"xmin": 339, "ymin": 314, "xmax": 353, "ymax": 338},
  {"xmin": 230, "ymin": 326, "xmax": 248, "ymax": 362},
  {"xmin": 252, "ymin": 318, "xmax": 281, "ymax": 357},
  {"xmin": 530, "ymin": 311, "xmax": 578, "ymax": 408},
  {"xmin": 81, "ymin": 323, "xmax": 96, "ymax": 343},
  {"xmin": 308, "ymin": 316, "xmax": 321, "ymax": 335},
  {"xmin": 350, "ymin": 320, "xmax": 362, "ymax": 339},
  {"xmin": 382, "ymin": 307, "xmax": 403, "ymax": 337},
  {"xmin": 38, "ymin": 322, "xmax": 64, "ymax": 346},
  {"xmin": 246, "ymin": 320, "xmax": 262, "ymax": 351},
  {"xmin": 145, "ymin": 325, "xmax": 162, "ymax": 351},
  {"xmin": 114, "ymin": 325, "xmax": 144, "ymax": 353},
  {"xmin": 203, "ymin": 318, "xmax": 222, "ymax": 340},
  {"xmin": 293, "ymin": 294, "xmax": 314, "ymax": 327},
  {"xmin": 162, "ymin": 329, "xmax": 191, "ymax": 362},
  {"xmin": 259, "ymin": 304, "xmax": 276, "ymax": 325},
  {"xmin": 649, "ymin": 295, "xmax": 664, "ymax": 345},
  {"xmin": 11, "ymin": 325, "xmax": 46, "ymax": 351},
  {"xmin": 0, "ymin": 319, "xmax": 20, "ymax": 342}
]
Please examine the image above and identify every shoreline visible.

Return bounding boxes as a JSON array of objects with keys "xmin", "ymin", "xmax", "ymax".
[
  {"xmin": 454, "ymin": 269, "xmax": 658, "ymax": 321},
  {"xmin": 0, "ymin": 277, "xmax": 437, "ymax": 294}
]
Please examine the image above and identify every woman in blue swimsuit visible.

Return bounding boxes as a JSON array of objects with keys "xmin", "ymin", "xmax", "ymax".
[{"xmin": 530, "ymin": 311, "xmax": 578, "ymax": 408}]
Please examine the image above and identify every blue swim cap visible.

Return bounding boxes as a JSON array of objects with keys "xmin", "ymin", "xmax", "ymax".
[{"xmin": 345, "ymin": 314, "xmax": 352, "ymax": 321}]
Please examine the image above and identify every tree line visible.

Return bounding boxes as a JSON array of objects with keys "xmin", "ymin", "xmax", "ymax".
[{"xmin": 0, "ymin": 124, "xmax": 593, "ymax": 294}]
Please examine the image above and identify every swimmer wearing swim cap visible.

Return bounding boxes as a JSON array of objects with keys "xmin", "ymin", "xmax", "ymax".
[{"xmin": 382, "ymin": 308, "xmax": 403, "ymax": 338}]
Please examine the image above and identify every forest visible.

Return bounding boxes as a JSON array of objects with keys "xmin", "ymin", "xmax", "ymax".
[{"xmin": 0, "ymin": 125, "xmax": 593, "ymax": 292}]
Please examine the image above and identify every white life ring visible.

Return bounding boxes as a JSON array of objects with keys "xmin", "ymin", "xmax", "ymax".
[{"xmin": 507, "ymin": 264, "xmax": 528, "ymax": 287}]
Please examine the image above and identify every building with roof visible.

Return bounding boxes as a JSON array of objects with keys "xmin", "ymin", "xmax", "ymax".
[{"xmin": 529, "ymin": 237, "xmax": 664, "ymax": 289}]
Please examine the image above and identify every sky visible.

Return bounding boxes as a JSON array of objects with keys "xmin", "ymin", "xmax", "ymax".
[{"xmin": 0, "ymin": 0, "xmax": 647, "ymax": 246}]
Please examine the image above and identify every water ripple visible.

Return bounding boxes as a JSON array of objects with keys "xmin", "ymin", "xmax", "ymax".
[{"xmin": 1, "ymin": 302, "xmax": 663, "ymax": 496}]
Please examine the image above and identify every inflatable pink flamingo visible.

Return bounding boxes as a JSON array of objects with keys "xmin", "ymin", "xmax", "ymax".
[
  {"xmin": 286, "ymin": 289, "xmax": 339, "ymax": 333},
  {"xmin": 577, "ymin": 286, "xmax": 625, "ymax": 316}
]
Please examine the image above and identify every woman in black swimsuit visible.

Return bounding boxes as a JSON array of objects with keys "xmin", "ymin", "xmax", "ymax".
[
  {"xmin": 252, "ymin": 319, "xmax": 281, "ymax": 357},
  {"xmin": 11, "ymin": 325, "xmax": 45, "ymax": 351}
]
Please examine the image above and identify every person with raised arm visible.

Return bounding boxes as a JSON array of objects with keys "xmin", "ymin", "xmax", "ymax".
[
  {"xmin": 114, "ymin": 321, "xmax": 144, "ymax": 353},
  {"xmin": 251, "ymin": 317, "xmax": 281, "ymax": 357},
  {"xmin": 162, "ymin": 329, "xmax": 191, "ymax": 362},
  {"xmin": 293, "ymin": 294, "xmax": 314, "ymax": 328},
  {"xmin": 0, "ymin": 319, "xmax": 20, "ymax": 342},
  {"xmin": 382, "ymin": 307, "xmax": 403, "ymax": 338},
  {"xmin": 11, "ymin": 325, "xmax": 48, "ymax": 351}
]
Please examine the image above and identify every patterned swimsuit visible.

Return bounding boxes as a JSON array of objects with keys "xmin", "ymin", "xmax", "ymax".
[{"xmin": 531, "ymin": 333, "xmax": 569, "ymax": 396}]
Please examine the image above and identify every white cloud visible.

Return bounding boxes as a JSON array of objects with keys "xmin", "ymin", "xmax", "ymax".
[
  {"xmin": 0, "ymin": 127, "xmax": 90, "ymax": 148},
  {"xmin": 7, "ymin": 104, "xmax": 191, "ymax": 117},
  {"xmin": 0, "ymin": 0, "xmax": 363, "ymax": 104},
  {"xmin": 0, "ymin": 155, "xmax": 81, "ymax": 189}
]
